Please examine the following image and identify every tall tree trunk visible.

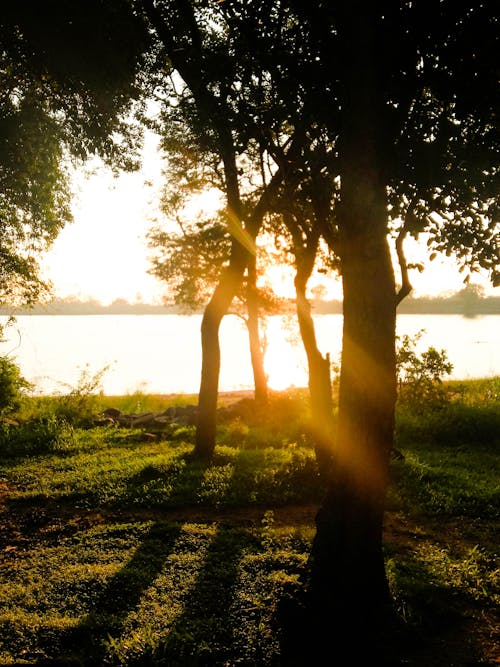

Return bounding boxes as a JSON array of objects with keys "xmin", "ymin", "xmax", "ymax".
[
  {"xmin": 294, "ymin": 256, "xmax": 334, "ymax": 479},
  {"xmin": 307, "ymin": 231, "xmax": 396, "ymax": 630},
  {"xmin": 305, "ymin": 2, "xmax": 397, "ymax": 654},
  {"xmin": 195, "ymin": 122, "xmax": 245, "ymax": 458},
  {"xmin": 247, "ymin": 253, "xmax": 268, "ymax": 405},
  {"xmin": 195, "ymin": 246, "xmax": 248, "ymax": 458}
]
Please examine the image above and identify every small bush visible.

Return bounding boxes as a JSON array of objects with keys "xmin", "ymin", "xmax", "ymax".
[
  {"xmin": 396, "ymin": 330, "xmax": 453, "ymax": 412},
  {"xmin": 51, "ymin": 365, "xmax": 109, "ymax": 427},
  {"xmin": 0, "ymin": 355, "xmax": 32, "ymax": 415},
  {"xmin": 0, "ymin": 416, "xmax": 74, "ymax": 458}
]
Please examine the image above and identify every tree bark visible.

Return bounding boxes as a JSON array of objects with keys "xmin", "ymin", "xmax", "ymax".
[
  {"xmin": 294, "ymin": 246, "xmax": 334, "ymax": 479},
  {"xmin": 305, "ymin": 2, "xmax": 397, "ymax": 652},
  {"xmin": 195, "ymin": 245, "xmax": 248, "ymax": 458},
  {"xmin": 247, "ymin": 252, "xmax": 268, "ymax": 406},
  {"xmin": 195, "ymin": 165, "xmax": 285, "ymax": 458},
  {"xmin": 307, "ymin": 229, "xmax": 396, "ymax": 625}
]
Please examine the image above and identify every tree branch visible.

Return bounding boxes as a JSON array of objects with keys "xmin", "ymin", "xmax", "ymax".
[
  {"xmin": 395, "ymin": 226, "xmax": 412, "ymax": 305},
  {"xmin": 395, "ymin": 196, "xmax": 419, "ymax": 306}
]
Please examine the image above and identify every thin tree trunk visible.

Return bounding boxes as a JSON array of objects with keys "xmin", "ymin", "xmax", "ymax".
[
  {"xmin": 195, "ymin": 166, "xmax": 285, "ymax": 458},
  {"xmin": 195, "ymin": 242, "xmax": 248, "ymax": 458},
  {"xmin": 247, "ymin": 253, "xmax": 268, "ymax": 405},
  {"xmin": 294, "ymin": 257, "xmax": 334, "ymax": 478},
  {"xmin": 283, "ymin": 204, "xmax": 334, "ymax": 477},
  {"xmin": 195, "ymin": 117, "xmax": 244, "ymax": 457}
]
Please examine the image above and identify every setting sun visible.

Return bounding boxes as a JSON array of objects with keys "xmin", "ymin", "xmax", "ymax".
[
  {"xmin": 265, "ymin": 343, "xmax": 307, "ymax": 390},
  {"xmin": 262, "ymin": 317, "xmax": 308, "ymax": 390}
]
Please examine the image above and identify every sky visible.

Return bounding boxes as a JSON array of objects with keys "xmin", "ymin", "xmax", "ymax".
[
  {"xmin": 41, "ymin": 132, "xmax": 166, "ymax": 305},
  {"xmin": 41, "ymin": 132, "xmax": 497, "ymax": 305}
]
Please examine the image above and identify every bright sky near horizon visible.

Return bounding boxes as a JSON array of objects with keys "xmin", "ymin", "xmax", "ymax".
[{"xmin": 41, "ymin": 133, "xmax": 497, "ymax": 306}]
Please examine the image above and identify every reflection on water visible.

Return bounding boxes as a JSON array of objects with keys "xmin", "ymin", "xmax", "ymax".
[{"xmin": 0, "ymin": 314, "xmax": 498, "ymax": 395}]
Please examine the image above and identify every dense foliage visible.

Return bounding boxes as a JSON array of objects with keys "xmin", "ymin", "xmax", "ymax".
[
  {"xmin": 0, "ymin": 356, "xmax": 31, "ymax": 415},
  {"xmin": 0, "ymin": 1, "xmax": 150, "ymax": 303}
]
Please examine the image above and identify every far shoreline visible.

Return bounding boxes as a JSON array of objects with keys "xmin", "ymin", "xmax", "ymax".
[
  {"xmin": 0, "ymin": 297, "xmax": 500, "ymax": 317},
  {"xmin": 2, "ymin": 294, "xmax": 499, "ymax": 317}
]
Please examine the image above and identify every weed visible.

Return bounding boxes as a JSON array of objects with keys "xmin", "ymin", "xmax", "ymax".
[{"xmin": 51, "ymin": 364, "xmax": 110, "ymax": 427}]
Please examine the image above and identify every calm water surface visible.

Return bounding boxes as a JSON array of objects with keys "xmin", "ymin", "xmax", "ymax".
[{"xmin": 1, "ymin": 314, "xmax": 498, "ymax": 395}]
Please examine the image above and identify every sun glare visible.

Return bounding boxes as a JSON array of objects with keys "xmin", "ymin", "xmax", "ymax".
[
  {"xmin": 263, "ymin": 320, "xmax": 308, "ymax": 390},
  {"xmin": 265, "ymin": 351, "xmax": 307, "ymax": 390}
]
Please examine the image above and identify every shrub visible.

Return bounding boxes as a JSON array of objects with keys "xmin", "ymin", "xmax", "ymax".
[
  {"xmin": 0, "ymin": 355, "xmax": 32, "ymax": 415},
  {"xmin": 0, "ymin": 415, "xmax": 74, "ymax": 458},
  {"xmin": 396, "ymin": 330, "xmax": 453, "ymax": 411},
  {"xmin": 51, "ymin": 364, "xmax": 109, "ymax": 427}
]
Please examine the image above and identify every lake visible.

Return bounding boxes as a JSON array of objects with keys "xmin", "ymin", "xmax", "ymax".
[{"xmin": 1, "ymin": 314, "xmax": 498, "ymax": 396}]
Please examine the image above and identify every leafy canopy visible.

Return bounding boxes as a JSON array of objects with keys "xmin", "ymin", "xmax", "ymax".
[
  {"xmin": 0, "ymin": 0, "xmax": 151, "ymax": 304},
  {"xmin": 146, "ymin": 1, "xmax": 498, "ymax": 293}
]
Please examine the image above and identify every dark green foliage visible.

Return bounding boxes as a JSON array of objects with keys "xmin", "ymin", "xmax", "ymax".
[
  {"xmin": 396, "ymin": 330, "xmax": 453, "ymax": 411},
  {"xmin": 1, "ymin": 1, "xmax": 150, "ymax": 163},
  {"xmin": 0, "ymin": 355, "xmax": 32, "ymax": 415},
  {"xmin": 0, "ymin": 1, "xmax": 150, "ymax": 304},
  {"xmin": 0, "ymin": 415, "xmax": 73, "ymax": 458}
]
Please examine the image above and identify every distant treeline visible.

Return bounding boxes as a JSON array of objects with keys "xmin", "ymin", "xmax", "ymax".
[
  {"xmin": 0, "ymin": 298, "xmax": 174, "ymax": 316},
  {"xmin": 2, "ymin": 291, "xmax": 499, "ymax": 317},
  {"xmin": 313, "ymin": 294, "xmax": 500, "ymax": 316}
]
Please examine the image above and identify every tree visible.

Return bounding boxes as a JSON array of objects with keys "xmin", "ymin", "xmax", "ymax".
[
  {"xmin": 281, "ymin": 1, "xmax": 499, "ymax": 658},
  {"xmin": 148, "ymin": 213, "xmax": 273, "ymax": 404},
  {"xmin": 0, "ymin": 1, "xmax": 150, "ymax": 303},
  {"xmin": 142, "ymin": 0, "xmax": 310, "ymax": 453},
  {"xmin": 149, "ymin": 0, "xmax": 498, "ymax": 655},
  {"xmin": 267, "ymin": 159, "xmax": 338, "ymax": 477},
  {"xmin": 147, "ymin": 96, "xmax": 278, "ymax": 405},
  {"xmin": 396, "ymin": 329, "xmax": 453, "ymax": 410}
]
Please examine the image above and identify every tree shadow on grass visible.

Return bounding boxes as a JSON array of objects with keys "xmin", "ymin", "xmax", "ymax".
[
  {"xmin": 153, "ymin": 524, "xmax": 252, "ymax": 666},
  {"xmin": 70, "ymin": 521, "xmax": 184, "ymax": 665},
  {"xmin": 29, "ymin": 452, "xmax": 209, "ymax": 665},
  {"xmin": 146, "ymin": 449, "xmax": 259, "ymax": 665},
  {"xmin": 4, "ymin": 446, "xmax": 319, "ymax": 665},
  {"xmin": 38, "ymin": 450, "xmax": 257, "ymax": 665}
]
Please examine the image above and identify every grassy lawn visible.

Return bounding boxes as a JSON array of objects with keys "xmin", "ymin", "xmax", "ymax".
[{"xmin": 0, "ymin": 381, "xmax": 498, "ymax": 665}]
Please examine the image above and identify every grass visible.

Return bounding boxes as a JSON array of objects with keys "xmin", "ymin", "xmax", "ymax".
[{"xmin": 0, "ymin": 380, "xmax": 498, "ymax": 665}]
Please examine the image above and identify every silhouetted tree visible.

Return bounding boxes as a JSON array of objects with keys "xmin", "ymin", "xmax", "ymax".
[
  {"xmin": 148, "ymin": 213, "xmax": 275, "ymax": 404},
  {"xmin": 59, "ymin": 1, "xmax": 496, "ymax": 656},
  {"xmin": 283, "ymin": 1, "xmax": 499, "ymax": 658},
  {"xmin": 268, "ymin": 158, "xmax": 339, "ymax": 477},
  {"xmin": 0, "ymin": 1, "xmax": 150, "ymax": 303},
  {"xmin": 141, "ymin": 0, "xmax": 310, "ymax": 454}
]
